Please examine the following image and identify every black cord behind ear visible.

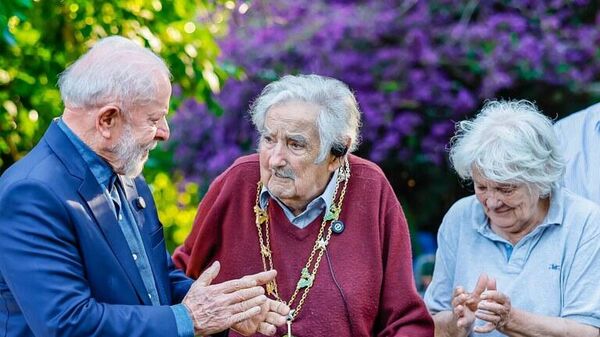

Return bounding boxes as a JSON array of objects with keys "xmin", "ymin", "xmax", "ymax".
[{"xmin": 331, "ymin": 143, "xmax": 348, "ymax": 157}]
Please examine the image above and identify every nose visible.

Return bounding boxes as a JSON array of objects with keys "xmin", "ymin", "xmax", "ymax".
[
  {"xmin": 484, "ymin": 192, "xmax": 503, "ymax": 209},
  {"xmin": 155, "ymin": 116, "xmax": 170, "ymax": 141},
  {"xmin": 268, "ymin": 142, "xmax": 287, "ymax": 168}
]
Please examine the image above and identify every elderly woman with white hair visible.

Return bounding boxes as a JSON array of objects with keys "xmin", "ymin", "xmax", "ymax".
[{"xmin": 424, "ymin": 100, "xmax": 600, "ymax": 337}]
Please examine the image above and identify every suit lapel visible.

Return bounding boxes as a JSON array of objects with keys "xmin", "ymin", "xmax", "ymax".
[
  {"xmin": 123, "ymin": 177, "xmax": 171, "ymax": 305},
  {"xmin": 78, "ymin": 170, "xmax": 152, "ymax": 305}
]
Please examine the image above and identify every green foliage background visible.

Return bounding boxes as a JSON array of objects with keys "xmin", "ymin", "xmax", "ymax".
[{"xmin": 0, "ymin": 0, "xmax": 235, "ymax": 251}]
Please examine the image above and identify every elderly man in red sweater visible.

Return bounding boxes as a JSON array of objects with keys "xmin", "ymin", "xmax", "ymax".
[{"xmin": 173, "ymin": 74, "xmax": 434, "ymax": 337}]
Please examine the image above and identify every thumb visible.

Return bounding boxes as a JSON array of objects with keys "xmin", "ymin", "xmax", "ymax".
[
  {"xmin": 196, "ymin": 261, "xmax": 220, "ymax": 286},
  {"xmin": 486, "ymin": 276, "xmax": 497, "ymax": 291},
  {"xmin": 472, "ymin": 273, "xmax": 488, "ymax": 297}
]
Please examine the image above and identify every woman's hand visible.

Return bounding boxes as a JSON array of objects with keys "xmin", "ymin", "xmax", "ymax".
[
  {"xmin": 474, "ymin": 279, "xmax": 512, "ymax": 333},
  {"xmin": 451, "ymin": 273, "xmax": 491, "ymax": 332}
]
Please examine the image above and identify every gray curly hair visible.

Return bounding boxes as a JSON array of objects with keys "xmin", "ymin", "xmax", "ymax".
[
  {"xmin": 449, "ymin": 99, "xmax": 564, "ymax": 197},
  {"xmin": 249, "ymin": 74, "xmax": 362, "ymax": 163}
]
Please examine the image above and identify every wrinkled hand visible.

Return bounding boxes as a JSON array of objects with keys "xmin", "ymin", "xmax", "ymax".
[
  {"xmin": 182, "ymin": 261, "xmax": 277, "ymax": 336},
  {"xmin": 233, "ymin": 298, "xmax": 290, "ymax": 336},
  {"xmin": 475, "ymin": 280, "xmax": 512, "ymax": 333},
  {"xmin": 452, "ymin": 273, "xmax": 489, "ymax": 331},
  {"xmin": 452, "ymin": 286, "xmax": 476, "ymax": 331}
]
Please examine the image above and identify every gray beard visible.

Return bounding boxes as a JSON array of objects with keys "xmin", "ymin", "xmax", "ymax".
[{"xmin": 112, "ymin": 125, "xmax": 155, "ymax": 178}]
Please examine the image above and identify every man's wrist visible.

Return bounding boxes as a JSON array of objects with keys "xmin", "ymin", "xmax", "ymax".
[{"xmin": 171, "ymin": 304, "xmax": 196, "ymax": 337}]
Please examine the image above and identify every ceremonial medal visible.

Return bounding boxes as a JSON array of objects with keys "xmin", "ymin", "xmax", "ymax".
[
  {"xmin": 254, "ymin": 159, "xmax": 351, "ymax": 337},
  {"xmin": 283, "ymin": 310, "xmax": 295, "ymax": 337}
]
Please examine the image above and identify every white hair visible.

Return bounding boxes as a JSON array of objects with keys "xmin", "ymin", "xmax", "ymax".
[
  {"xmin": 449, "ymin": 99, "xmax": 564, "ymax": 197},
  {"xmin": 249, "ymin": 74, "xmax": 362, "ymax": 163},
  {"xmin": 58, "ymin": 36, "xmax": 171, "ymax": 114}
]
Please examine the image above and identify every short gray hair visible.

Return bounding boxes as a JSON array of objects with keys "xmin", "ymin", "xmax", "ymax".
[
  {"xmin": 449, "ymin": 99, "xmax": 564, "ymax": 197},
  {"xmin": 58, "ymin": 35, "xmax": 171, "ymax": 113},
  {"xmin": 249, "ymin": 74, "xmax": 362, "ymax": 163}
]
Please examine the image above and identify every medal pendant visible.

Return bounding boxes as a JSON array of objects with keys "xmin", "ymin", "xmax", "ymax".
[
  {"xmin": 283, "ymin": 310, "xmax": 295, "ymax": 337},
  {"xmin": 283, "ymin": 317, "xmax": 294, "ymax": 337},
  {"xmin": 266, "ymin": 281, "xmax": 276, "ymax": 296}
]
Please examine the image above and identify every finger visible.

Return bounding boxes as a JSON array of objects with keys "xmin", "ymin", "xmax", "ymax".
[
  {"xmin": 453, "ymin": 286, "xmax": 466, "ymax": 297},
  {"xmin": 474, "ymin": 322, "xmax": 496, "ymax": 333},
  {"xmin": 475, "ymin": 309, "xmax": 501, "ymax": 325},
  {"xmin": 216, "ymin": 276, "xmax": 262, "ymax": 293},
  {"xmin": 475, "ymin": 308, "xmax": 497, "ymax": 316},
  {"xmin": 233, "ymin": 294, "xmax": 268, "ymax": 314},
  {"xmin": 269, "ymin": 299, "xmax": 291, "ymax": 316},
  {"xmin": 480, "ymin": 290, "xmax": 508, "ymax": 304},
  {"xmin": 196, "ymin": 261, "xmax": 220, "ymax": 286},
  {"xmin": 257, "ymin": 321, "xmax": 277, "ymax": 336},
  {"xmin": 487, "ymin": 276, "xmax": 497, "ymax": 291},
  {"xmin": 451, "ymin": 292, "xmax": 469, "ymax": 308},
  {"xmin": 478, "ymin": 300, "xmax": 506, "ymax": 312},
  {"xmin": 228, "ymin": 305, "xmax": 262, "ymax": 325},
  {"xmin": 226, "ymin": 286, "xmax": 265, "ymax": 304},
  {"xmin": 259, "ymin": 301, "xmax": 270, "ymax": 317},
  {"xmin": 453, "ymin": 304, "xmax": 465, "ymax": 318},
  {"xmin": 472, "ymin": 273, "xmax": 488, "ymax": 297},
  {"xmin": 216, "ymin": 270, "xmax": 277, "ymax": 293},
  {"xmin": 265, "ymin": 310, "xmax": 287, "ymax": 326},
  {"xmin": 241, "ymin": 269, "xmax": 277, "ymax": 286}
]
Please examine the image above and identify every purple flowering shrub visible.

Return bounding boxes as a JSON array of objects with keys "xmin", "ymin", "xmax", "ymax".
[{"xmin": 171, "ymin": 0, "xmax": 600, "ymax": 234}]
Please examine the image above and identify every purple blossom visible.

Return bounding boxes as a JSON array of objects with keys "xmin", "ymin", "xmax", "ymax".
[{"xmin": 171, "ymin": 0, "xmax": 600, "ymax": 192}]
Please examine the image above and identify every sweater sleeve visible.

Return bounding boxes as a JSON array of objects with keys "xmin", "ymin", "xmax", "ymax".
[
  {"xmin": 374, "ymin": 183, "xmax": 435, "ymax": 337},
  {"xmin": 172, "ymin": 173, "xmax": 226, "ymax": 279}
]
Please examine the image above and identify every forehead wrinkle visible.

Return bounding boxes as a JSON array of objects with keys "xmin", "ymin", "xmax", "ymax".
[
  {"xmin": 262, "ymin": 127, "xmax": 311, "ymax": 144},
  {"xmin": 266, "ymin": 103, "xmax": 317, "ymax": 127},
  {"xmin": 473, "ymin": 174, "xmax": 519, "ymax": 190},
  {"xmin": 288, "ymin": 134, "xmax": 308, "ymax": 144},
  {"xmin": 264, "ymin": 119, "xmax": 314, "ymax": 138},
  {"xmin": 263, "ymin": 102, "xmax": 321, "ymax": 151}
]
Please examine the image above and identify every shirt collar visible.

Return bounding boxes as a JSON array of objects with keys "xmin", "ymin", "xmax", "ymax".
[
  {"xmin": 542, "ymin": 186, "xmax": 564, "ymax": 227},
  {"xmin": 259, "ymin": 169, "xmax": 339, "ymax": 217},
  {"xmin": 57, "ymin": 117, "xmax": 115, "ymax": 190}
]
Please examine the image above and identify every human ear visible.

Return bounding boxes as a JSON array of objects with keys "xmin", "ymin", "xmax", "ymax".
[
  {"xmin": 96, "ymin": 105, "xmax": 122, "ymax": 139},
  {"xmin": 327, "ymin": 138, "xmax": 351, "ymax": 172}
]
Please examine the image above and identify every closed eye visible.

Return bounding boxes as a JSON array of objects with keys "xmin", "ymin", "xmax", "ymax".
[{"xmin": 499, "ymin": 187, "xmax": 516, "ymax": 194}]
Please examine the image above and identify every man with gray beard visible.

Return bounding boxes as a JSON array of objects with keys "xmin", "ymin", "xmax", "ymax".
[{"xmin": 0, "ymin": 36, "xmax": 289, "ymax": 337}]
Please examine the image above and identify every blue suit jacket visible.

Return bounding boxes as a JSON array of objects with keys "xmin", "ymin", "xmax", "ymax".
[{"xmin": 0, "ymin": 121, "xmax": 195, "ymax": 336}]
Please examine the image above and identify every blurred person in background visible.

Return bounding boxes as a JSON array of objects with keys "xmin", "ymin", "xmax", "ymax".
[
  {"xmin": 554, "ymin": 102, "xmax": 600, "ymax": 205},
  {"xmin": 0, "ymin": 35, "xmax": 289, "ymax": 337},
  {"xmin": 425, "ymin": 100, "xmax": 600, "ymax": 337},
  {"xmin": 174, "ymin": 74, "xmax": 434, "ymax": 337}
]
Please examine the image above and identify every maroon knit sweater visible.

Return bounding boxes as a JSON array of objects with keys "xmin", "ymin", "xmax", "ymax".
[{"xmin": 173, "ymin": 154, "xmax": 434, "ymax": 337}]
